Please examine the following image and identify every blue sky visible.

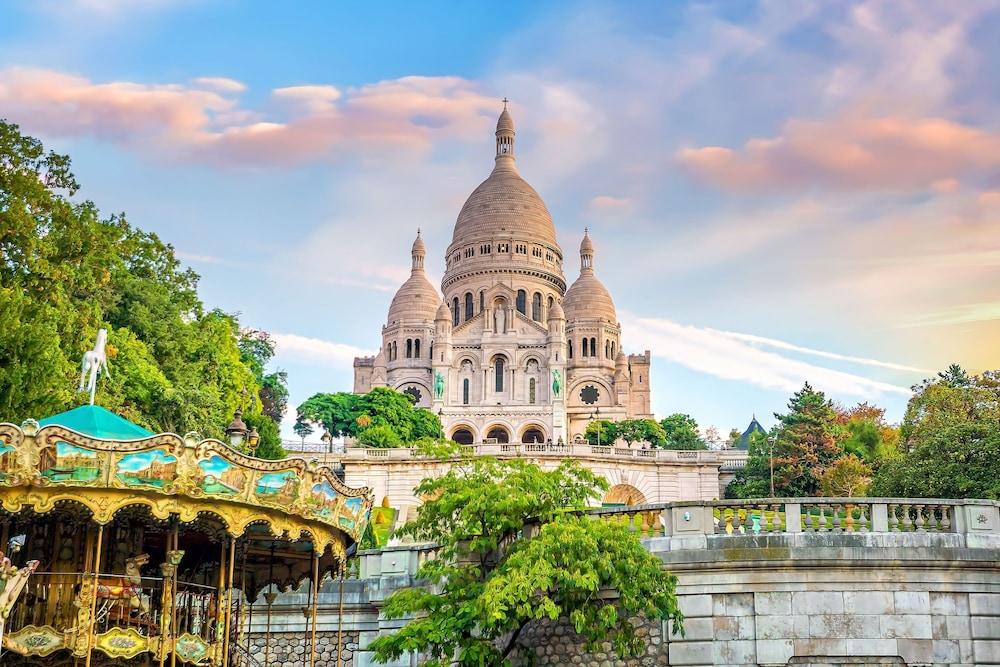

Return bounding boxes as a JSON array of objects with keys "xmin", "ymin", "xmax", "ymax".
[{"xmin": 2, "ymin": 1, "xmax": 998, "ymax": 441}]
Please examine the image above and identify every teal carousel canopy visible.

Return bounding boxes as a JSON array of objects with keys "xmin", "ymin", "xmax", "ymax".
[{"xmin": 38, "ymin": 404, "xmax": 153, "ymax": 440}]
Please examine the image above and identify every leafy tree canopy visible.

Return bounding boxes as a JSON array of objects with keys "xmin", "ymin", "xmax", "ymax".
[
  {"xmin": 659, "ymin": 413, "xmax": 707, "ymax": 450},
  {"xmin": 369, "ymin": 447, "xmax": 682, "ymax": 666},
  {"xmin": 296, "ymin": 387, "xmax": 442, "ymax": 446},
  {"xmin": 583, "ymin": 419, "xmax": 617, "ymax": 446},
  {"xmin": 615, "ymin": 419, "xmax": 666, "ymax": 446},
  {"xmin": 0, "ymin": 120, "xmax": 284, "ymax": 457},
  {"xmin": 872, "ymin": 366, "xmax": 1000, "ymax": 499}
]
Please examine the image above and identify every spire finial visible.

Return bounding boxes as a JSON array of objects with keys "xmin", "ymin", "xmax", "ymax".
[{"xmin": 502, "ymin": 97, "xmax": 509, "ymax": 109}]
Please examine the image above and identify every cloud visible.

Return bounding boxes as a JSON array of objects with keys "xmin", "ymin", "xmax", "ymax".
[
  {"xmin": 677, "ymin": 114, "xmax": 1000, "ymax": 192},
  {"xmin": 708, "ymin": 328, "xmax": 934, "ymax": 374},
  {"xmin": 271, "ymin": 333, "xmax": 370, "ymax": 368},
  {"xmin": 192, "ymin": 77, "xmax": 247, "ymax": 94},
  {"xmin": 905, "ymin": 302, "xmax": 1000, "ymax": 327},
  {"xmin": 588, "ymin": 195, "xmax": 632, "ymax": 217},
  {"xmin": 0, "ymin": 68, "xmax": 498, "ymax": 166},
  {"xmin": 622, "ymin": 313, "xmax": 916, "ymax": 398}
]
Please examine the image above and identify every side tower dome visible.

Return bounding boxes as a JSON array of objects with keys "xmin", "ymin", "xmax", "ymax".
[
  {"xmin": 563, "ymin": 230, "xmax": 616, "ymax": 323},
  {"xmin": 387, "ymin": 230, "xmax": 442, "ymax": 325}
]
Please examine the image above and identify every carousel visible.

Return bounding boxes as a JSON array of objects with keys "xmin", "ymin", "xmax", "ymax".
[{"xmin": 0, "ymin": 399, "xmax": 373, "ymax": 667}]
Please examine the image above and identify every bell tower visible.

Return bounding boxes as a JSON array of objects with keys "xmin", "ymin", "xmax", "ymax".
[{"xmin": 495, "ymin": 98, "xmax": 515, "ymax": 158}]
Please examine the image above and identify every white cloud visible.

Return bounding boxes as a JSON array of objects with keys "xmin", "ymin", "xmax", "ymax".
[
  {"xmin": 709, "ymin": 328, "xmax": 934, "ymax": 374},
  {"xmin": 622, "ymin": 313, "xmax": 916, "ymax": 397},
  {"xmin": 271, "ymin": 333, "xmax": 371, "ymax": 368}
]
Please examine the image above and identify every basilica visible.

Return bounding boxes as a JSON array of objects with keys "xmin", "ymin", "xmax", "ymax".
[{"xmin": 353, "ymin": 104, "xmax": 653, "ymax": 445}]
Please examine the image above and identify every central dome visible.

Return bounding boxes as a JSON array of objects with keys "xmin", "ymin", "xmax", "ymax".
[{"xmin": 450, "ymin": 105, "xmax": 558, "ymax": 248}]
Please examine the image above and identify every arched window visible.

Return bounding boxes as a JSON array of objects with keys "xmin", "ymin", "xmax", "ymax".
[
  {"xmin": 463, "ymin": 378, "xmax": 470, "ymax": 405},
  {"xmin": 465, "ymin": 292, "xmax": 474, "ymax": 321},
  {"xmin": 548, "ymin": 295, "xmax": 554, "ymax": 310},
  {"xmin": 590, "ymin": 338, "xmax": 597, "ymax": 358},
  {"xmin": 392, "ymin": 341, "xmax": 397, "ymax": 360},
  {"xmin": 487, "ymin": 426, "xmax": 510, "ymax": 443},
  {"xmin": 429, "ymin": 342, "xmax": 434, "ymax": 360},
  {"xmin": 516, "ymin": 290, "xmax": 526, "ymax": 315},
  {"xmin": 405, "ymin": 339, "xmax": 412, "ymax": 358},
  {"xmin": 479, "ymin": 291, "xmax": 485, "ymax": 312},
  {"xmin": 568, "ymin": 339, "xmax": 573, "ymax": 359},
  {"xmin": 605, "ymin": 340, "xmax": 610, "ymax": 358},
  {"xmin": 495, "ymin": 357, "xmax": 505, "ymax": 392},
  {"xmin": 611, "ymin": 341, "xmax": 615, "ymax": 357},
  {"xmin": 529, "ymin": 378, "xmax": 536, "ymax": 404},
  {"xmin": 532, "ymin": 292, "xmax": 542, "ymax": 321},
  {"xmin": 581, "ymin": 338, "xmax": 588, "ymax": 357},
  {"xmin": 452, "ymin": 298, "xmax": 459, "ymax": 326},
  {"xmin": 452, "ymin": 427, "xmax": 474, "ymax": 445},
  {"xmin": 414, "ymin": 339, "xmax": 421, "ymax": 358}
]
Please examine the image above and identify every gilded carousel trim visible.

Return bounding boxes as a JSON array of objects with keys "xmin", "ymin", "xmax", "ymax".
[{"xmin": 0, "ymin": 416, "xmax": 374, "ymax": 667}]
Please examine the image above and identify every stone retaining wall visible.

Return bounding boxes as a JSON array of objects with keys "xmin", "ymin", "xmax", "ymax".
[{"xmin": 248, "ymin": 630, "xmax": 359, "ymax": 667}]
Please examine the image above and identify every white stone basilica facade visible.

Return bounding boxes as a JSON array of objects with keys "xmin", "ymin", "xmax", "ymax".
[{"xmin": 354, "ymin": 105, "xmax": 652, "ymax": 445}]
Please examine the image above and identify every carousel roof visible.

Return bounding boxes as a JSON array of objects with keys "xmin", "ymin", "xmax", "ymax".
[{"xmin": 38, "ymin": 404, "xmax": 153, "ymax": 440}]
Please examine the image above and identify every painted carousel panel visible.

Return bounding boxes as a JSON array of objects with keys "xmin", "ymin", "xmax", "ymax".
[
  {"xmin": 115, "ymin": 448, "xmax": 179, "ymax": 490},
  {"xmin": 39, "ymin": 442, "xmax": 103, "ymax": 484},
  {"xmin": 195, "ymin": 453, "xmax": 248, "ymax": 496}
]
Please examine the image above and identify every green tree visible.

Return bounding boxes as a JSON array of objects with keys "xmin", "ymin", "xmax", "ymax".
[
  {"xmin": 356, "ymin": 424, "xmax": 403, "ymax": 448},
  {"xmin": 616, "ymin": 419, "xmax": 666, "ymax": 447},
  {"xmin": 584, "ymin": 419, "xmax": 618, "ymax": 446},
  {"xmin": 0, "ymin": 120, "xmax": 281, "ymax": 449},
  {"xmin": 818, "ymin": 454, "xmax": 872, "ymax": 497},
  {"xmin": 296, "ymin": 388, "xmax": 441, "ymax": 446},
  {"xmin": 659, "ymin": 413, "xmax": 707, "ymax": 450},
  {"xmin": 369, "ymin": 449, "xmax": 683, "ymax": 666},
  {"xmin": 768, "ymin": 383, "xmax": 844, "ymax": 496},
  {"xmin": 293, "ymin": 418, "xmax": 314, "ymax": 444},
  {"xmin": 724, "ymin": 430, "xmax": 773, "ymax": 499},
  {"xmin": 872, "ymin": 367, "xmax": 1000, "ymax": 499}
]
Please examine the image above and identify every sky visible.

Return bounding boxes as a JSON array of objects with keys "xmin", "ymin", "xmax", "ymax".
[{"xmin": 2, "ymin": 0, "xmax": 998, "ymax": 440}]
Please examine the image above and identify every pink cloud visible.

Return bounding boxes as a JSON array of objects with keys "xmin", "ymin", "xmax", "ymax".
[
  {"xmin": 0, "ymin": 67, "xmax": 498, "ymax": 166},
  {"xmin": 588, "ymin": 195, "xmax": 633, "ymax": 218},
  {"xmin": 677, "ymin": 113, "xmax": 1000, "ymax": 192}
]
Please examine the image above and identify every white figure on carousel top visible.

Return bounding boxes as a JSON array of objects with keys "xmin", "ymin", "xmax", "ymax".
[{"xmin": 79, "ymin": 328, "xmax": 110, "ymax": 405}]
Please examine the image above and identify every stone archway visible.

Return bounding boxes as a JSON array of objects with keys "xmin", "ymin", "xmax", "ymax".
[
  {"xmin": 485, "ymin": 425, "xmax": 510, "ymax": 443},
  {"xmin": 604, "ymin": 484, "xmax": 646, "ymax": 506},
  {"xmin": 450, "ymin": 426, "xmax": 475, "ymax": 445},
  {"xmin": 520, "ymin": 425, "xmax": 545, "ymax": 444}
]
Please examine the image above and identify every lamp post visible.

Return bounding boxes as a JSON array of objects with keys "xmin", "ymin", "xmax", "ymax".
[
  {"xmin": 225, "ymin": 408, "xmax": 260, "ymax": 455},
  {"xmin": 321, "ymin": 429, "xmax": 332, "ymax": 454},
  {"xmin": 768, "ymin": 435, "xmax": 776, "ymax": 498},
  {"xmin": 589, "ymin": 407, "xmax": 602, "ymax": 446}
]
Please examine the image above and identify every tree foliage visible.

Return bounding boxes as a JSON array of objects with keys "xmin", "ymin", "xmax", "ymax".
[
  {"xmin": 615, "ymin": 419, "xmax": 666, "ymax": 446},
  {"xmin": 583, "ymin": 419, "xmax": 617, "ymax": 446},
  {"xmin": 296, "ymin": 387, "xmax": 442, "ymax": 446},
  {"xmin": 0, "ymin": 120, "xmax": 283, "ymax": 452},
  {"xmin": 369, "ymin": 448, "xmax": 682, "ymax": 666},
  {"xmin": 873, "ymin": 367, "xmax": 1000, "ymax": 499},
  {"xmin": 818, "ymin": 454, "xmax": 872, "ymax": 497},
  {"xmin": 659, "ymin": 413, "xmax": 707, "ymax": 450}
]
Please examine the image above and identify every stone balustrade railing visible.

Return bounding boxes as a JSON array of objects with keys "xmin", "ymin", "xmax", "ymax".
[
  {"xmin": 357, "ymin": 498, "xmax": 1000, "ymax": 580},
  {"xmin": 587, "ymin": 497, "xmax": 999, "ymax": 541},
  {"xmin": 326, "ymin": 443, "xmax": 730, "ymax": 463}
]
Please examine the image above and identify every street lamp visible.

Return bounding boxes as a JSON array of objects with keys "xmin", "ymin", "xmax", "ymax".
[
  {"xmin": 767, "ymin": 435, "xmax": 776, "ymax": 498},
  {"xmin": 321, "ymin": 430, "xmax": 332, "ymax": 454},
  {"xmin": 225, "ymin": 409, "xmax": 248, "ymax": 448},
  {"xmin": 247, "ymin": 425, "xmax": 260, "ymax": 456},
  {"xmin": 588, "ymin": 407, "xmax": 602, "ymax": 446}
]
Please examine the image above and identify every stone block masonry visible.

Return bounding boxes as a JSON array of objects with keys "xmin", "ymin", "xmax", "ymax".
[{"xmin": 247, "ymin": 631, "xmax": 359, "ymax": 667}]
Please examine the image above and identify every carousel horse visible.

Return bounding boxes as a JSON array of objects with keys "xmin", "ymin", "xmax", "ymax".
[
  {"xmin": 0, "ymin": 551, "xmax": 39, "ymax": 645},
  {"xmin": 94, "ymin": 553, "xmax": 151, "ymax": 624}
]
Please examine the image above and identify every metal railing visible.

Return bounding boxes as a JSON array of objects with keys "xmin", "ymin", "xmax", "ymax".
[{"xmin": 9, "ymin": 571, "xmax": 221, "ymax": 642}]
